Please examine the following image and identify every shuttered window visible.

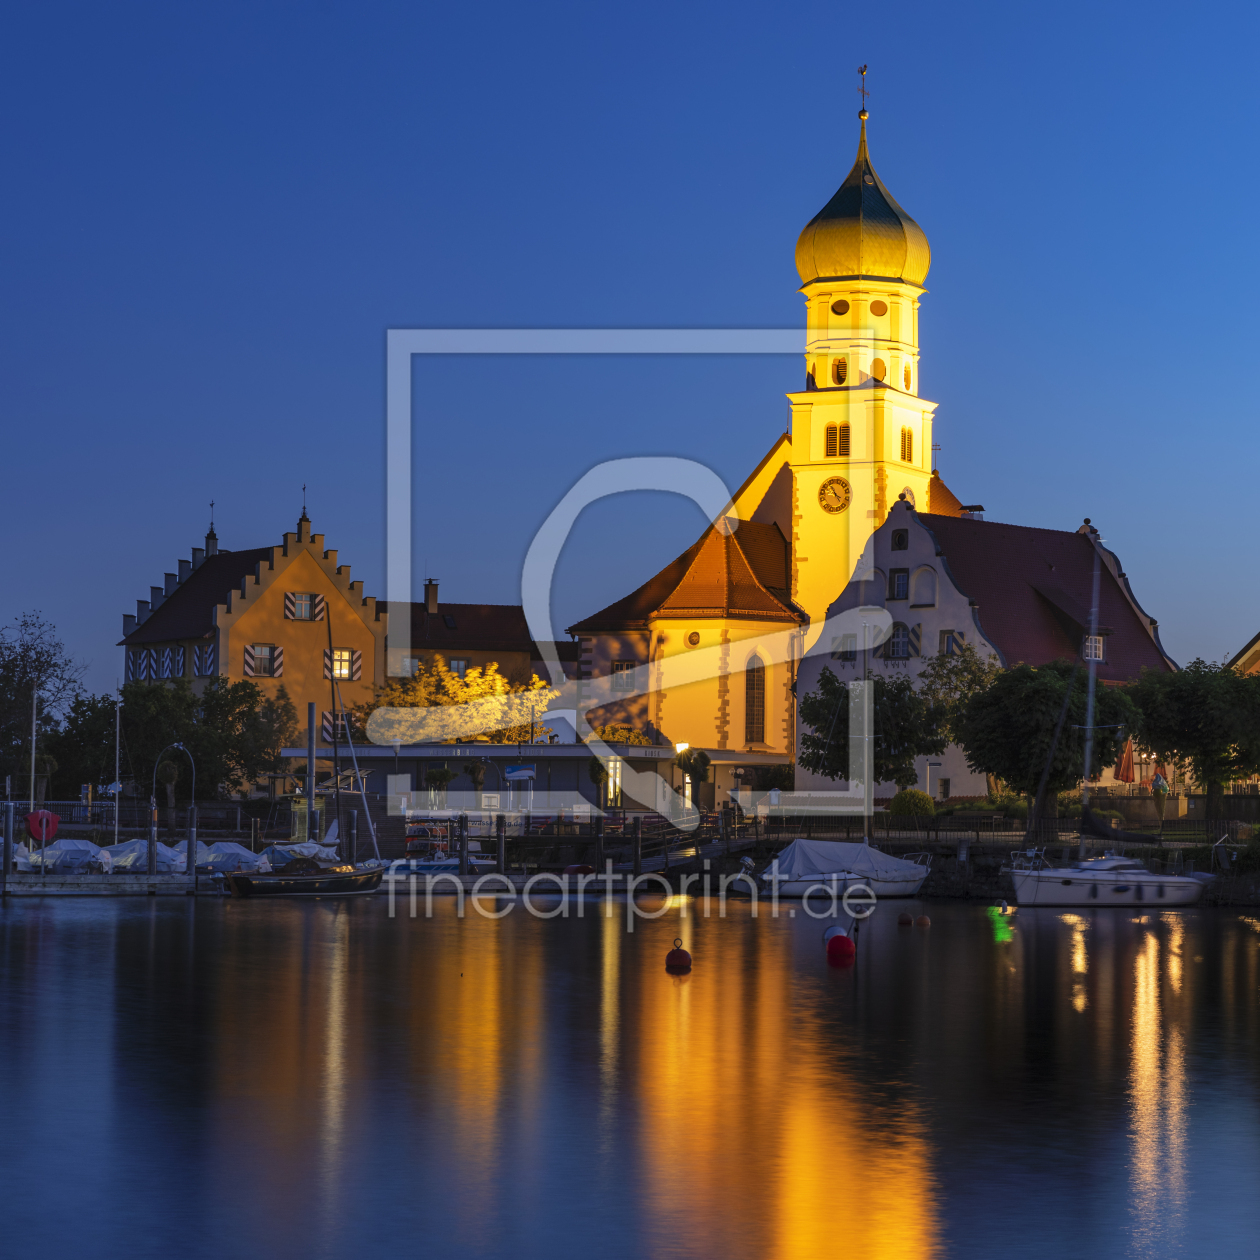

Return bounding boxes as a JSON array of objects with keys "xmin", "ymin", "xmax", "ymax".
[
  {"xmin": 832, "ymin": 357, "xmax": 847, "ymax": 385},
  {"xmin": 900, "ymin": 427, "xmax": 913, "ymax": 462}
]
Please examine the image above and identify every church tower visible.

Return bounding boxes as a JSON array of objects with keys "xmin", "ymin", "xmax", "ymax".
[{"xmin": 784, "ymin": 106, "xmax": 938, "ymax": 642}]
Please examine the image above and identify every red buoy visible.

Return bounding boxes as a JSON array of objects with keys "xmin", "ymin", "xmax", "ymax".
[
  {"xmin": 665, "ymin": 938, "xmax": 692, "ymax": 973},
  {"xmin": 915, "ymin": 915, "xmax": 931, "ymax": 928},
  {"xmin": 897, "ymin": 912, "xmax": 913, "ymax": 926},
  {"xmin": 826, "ymin": 933, "xmax": 856, "ymax": 965}
]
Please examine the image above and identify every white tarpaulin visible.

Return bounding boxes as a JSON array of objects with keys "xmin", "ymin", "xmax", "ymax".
[
  {"xmin": 768, "ymin": 839, "xmax": 926, "ymax": 882},
  {"xmin": 203, "ymin": 842, "xmax": 264, "ymax": 872},
  {"xmin": 103, "ymin": 839, "xmax": 190, "ymax": 872},
  {"xmin": 28, "ymin": 838, "xmax": 102, "ymax": 871}
]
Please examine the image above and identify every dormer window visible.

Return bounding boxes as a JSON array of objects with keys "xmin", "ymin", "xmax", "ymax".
[{"xmin": 1083, "ymin": 635, "xmax": 1105, "ymax": 662}]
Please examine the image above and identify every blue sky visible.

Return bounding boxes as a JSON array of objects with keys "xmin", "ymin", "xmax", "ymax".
[{"xmin": 4, "ymin": 0, "xmax": 1259, "ymax": 695}]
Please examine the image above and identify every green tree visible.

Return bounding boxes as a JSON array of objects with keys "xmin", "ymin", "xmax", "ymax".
[
  {"xmin": 0, "ymin": 612, "xmax": 85, "ymax": 796},
  {"xmin": 915, "ymin": 642, "xmax": 1004, "ymax": 744},
  {"xmin": 956, "ymin": 660, "xmax": 1134, "ymax": 804},
  {"xmin": 798, "ymin": 668, "xmax": 946, "ymax": 789},
  {"xmin": 1127, "ymin": 660, "xmax": 1260, "ymax": 823},
  {"xmin": 46, "ymin": 693, "xmax": 119, "ymax": 798},
  {"xmin": 57, "ymin": 679, "xmax": 297, "ymax": 803},
  {"xmin": 673, "ymin": 747, "xmax": 711, "ymax": 783}
]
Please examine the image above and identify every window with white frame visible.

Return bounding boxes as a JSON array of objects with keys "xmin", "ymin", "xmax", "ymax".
[
  {"xmin": 1083, "ymin": 635, "xmax": 1105, "ymax": 662},
  {"xmin": 252, "ymin": 645, "xmax": 277, "ymax": 677},
  {"xmin": 292, "ymin": 593, "xmax": 315, "ymax": 620},
  {"xmin": 611, "ymin": 661, "xmax": 636, "ymax": 691},
  {"xmin": 888, "ymin": 623, "xmax": 910, "ymax": 659},
  {"xmin": 332, "ymin": 648, "xmax": 352, "ymax": 679},
  {"xmin": 939, "ymin": 630, "xmax": 965, "ymax": 657},
  {"xmin": 449, "ymin": 658, "xmax": 468, "ymax": 679},
  {"xmin": 832, "ymin": 633, "xmax": 857, "ymax": 662}
]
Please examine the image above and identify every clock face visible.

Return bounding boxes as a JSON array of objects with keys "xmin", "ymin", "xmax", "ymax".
[{"xmin": 818, "ymin": 476, "xmax": 852, "ymax": 514}]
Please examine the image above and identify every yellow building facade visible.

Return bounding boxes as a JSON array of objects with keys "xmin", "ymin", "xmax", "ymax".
[{"xmin": 571, "ymin": 109, "xmax": 960, "ymax": 775}]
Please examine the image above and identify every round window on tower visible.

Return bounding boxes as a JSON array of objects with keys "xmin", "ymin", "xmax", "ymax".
[
  {"xmin": 686, "ymin": 632, "xmax": 701, "ymax": 647},
  {"xmin": 871, "ymin": 358, "xmax": 887, "ymax": 381},
  {"xmin": 870, "ymin": 300, "xmax": 888, "ymax": 317},
  {"xmin": 831, "ymin": 299, "xmax": 850, "ymax": 316}
]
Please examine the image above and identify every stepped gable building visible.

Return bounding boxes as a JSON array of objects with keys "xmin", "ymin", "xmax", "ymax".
[
  {"xmin": 568, "ymin": 105, "xmax": 1171, "ymax": 803},
  {"xmin": 119, "ymin": 514, "xmax": 575, "ymax": 750}
]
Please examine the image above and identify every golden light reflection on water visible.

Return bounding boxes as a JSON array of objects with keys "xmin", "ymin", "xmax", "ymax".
[
  {"xmin": 1128, "ymin": 925, "xmax": 1187, "ymax": 1256},
  {"xmin": 1060, "ymin": 914, "xmax": 1089, "ymax": 1012}
]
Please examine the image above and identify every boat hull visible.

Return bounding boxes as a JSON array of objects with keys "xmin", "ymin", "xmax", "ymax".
[
  {"xmin": 226, "ymin": 868, "xmax": 384, "ymax": 898},
  {"xmin": 1011, "ymin": 868, "xmax": 1205, "ymax": 907},
  {"xmin": 764, "ymin": 872, "xmax": 928, "ymax": 899}
]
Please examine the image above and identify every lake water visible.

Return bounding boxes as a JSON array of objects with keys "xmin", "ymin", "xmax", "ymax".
[{"xmin": 2, "ymin": 893, "xmax": 1259, "ymax": 1259}]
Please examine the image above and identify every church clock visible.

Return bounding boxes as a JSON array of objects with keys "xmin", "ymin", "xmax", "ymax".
[{"xmin": 818, "ymin": 477, "xmax": 852, "ymax": 514}]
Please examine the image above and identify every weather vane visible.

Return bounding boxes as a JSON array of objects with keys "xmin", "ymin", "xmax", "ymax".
[
  {"xmin": 302, "ymin": 483, "xmax": 307, "ymax": 513},
  {"xmin": 209, "ymin": 499, "xmax": 215, "ymax": 529},
  {"xmin": 858, "ymin": 64, "xmax": 869, "ymax": 113}
]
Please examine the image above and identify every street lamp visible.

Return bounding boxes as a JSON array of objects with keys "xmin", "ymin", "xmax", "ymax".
[{"xmin": 152, "ymin": 742, "xmax": 196, "ymax": 886}]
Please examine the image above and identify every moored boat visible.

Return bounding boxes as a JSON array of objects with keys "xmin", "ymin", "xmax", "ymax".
[
  {"xmin": 225, "ymin": 858, "xmax": 384, "ymax": 898},
  {"xmin": 1009, "ymin": 853, "xmax": 1208, "ymax": 907},
  {"xmin": 759, "ymin": 838, "xmax": 931, "ymax": 898}
]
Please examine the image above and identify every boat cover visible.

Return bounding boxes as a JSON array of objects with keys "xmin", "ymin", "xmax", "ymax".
[
  {"xmin": 768, "ymin": 839, "xmax": 925, "ymax": 882},
  {"xmin": 259, "ymin": 843, "xmax": 340, "ymax": 865},
  {"xmin": 28, "ymin": 838, "xmax": 102, "ymax": 871},
  {"xmin": 202, "ymin": 842, "xmax": 265, "ymax": 872},
  {"xmin": 102, "ymin": 839, "xmax": 191, "ymax": 872}
]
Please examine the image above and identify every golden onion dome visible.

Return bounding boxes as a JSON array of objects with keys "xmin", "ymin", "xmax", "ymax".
[{"xmin": 795, "ymin": 112, "xmax": 930, "ymax": 287}]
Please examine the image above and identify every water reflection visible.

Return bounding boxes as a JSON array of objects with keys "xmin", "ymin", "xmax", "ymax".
[{"xmin": 3, "ymin": 900, "xmax": 1260, "ymax": 1259}]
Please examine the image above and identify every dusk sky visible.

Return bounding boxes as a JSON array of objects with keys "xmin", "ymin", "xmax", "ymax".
[{"xmin": 6, "ymin": 0, "xmax": 1259, "ymax": 695}]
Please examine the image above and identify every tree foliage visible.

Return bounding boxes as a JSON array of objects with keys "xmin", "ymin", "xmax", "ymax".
[
  {"xmin": 359, "ymin": 657, "xmax": 558, "ymax": 744},
  {"xmin": 674, "ymin": 747, "xmax": 711, "ymax": 783},
  {"xmin": 798, "ymin": 667, "xmax": 946, "ymax": 790},
  {"xmin": 0, "ymin": 612, "xmax": 85, "ymax": 786},
  {"xmin": 955, "ymin": 660, "xmax": 1134, "ymax": 798},
  {"xmin": 586, "ymin": 723, "xmax": 654, "ymax": 746},
  {"xmin": 52, "ymin": 679, "xmax": 297, "ymax": 800},
  {"xmin": 915, "ymin": 642, "xmax": 1003, "ymax": 745},
  {"xmin": 1127, "ymin": 660, "xmax": 1260, "ymax": 798}
]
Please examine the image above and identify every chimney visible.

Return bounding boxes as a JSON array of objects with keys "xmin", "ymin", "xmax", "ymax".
[
  {"xmin": 179, "ymin": 559, "xmax": 191, "ymax": 582},
  {"xmin": 137, "ymin": 600, "xmax": 150, "ymax": 623},
  {"xmin": 123, "ymin": 614, "xmax": 137, "ymax": 636},
  {"xmin": 205, "ymin": 527, "xmax": 218, "ymax": 557},
  {"xmin": 424, "ymin": 579, "xmax": 439, "ymax": 614},
  {"xmin": 150, "ymin": 585, "xmax": 164, "ymax": 608},
  {"xmin": 192, "ymin": 547, "xmax": 205, "ymax": 568},
  {"xmin": 164, "ymin": 573, "xmax": 178, "ymax": 596}
]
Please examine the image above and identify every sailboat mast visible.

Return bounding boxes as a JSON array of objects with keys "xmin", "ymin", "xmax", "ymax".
[{"xmin": 1079, "ymin": 528, "xmax": 1102, "ymax": 859}]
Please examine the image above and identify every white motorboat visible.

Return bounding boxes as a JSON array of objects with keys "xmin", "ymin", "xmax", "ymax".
[
  {"xmin": 1009, "ymin": 853, "xmax": 1209, "ymax": 907},
  {"xmin": 759, "ymin": 838, "xmax": 931, "ymax": 898}
]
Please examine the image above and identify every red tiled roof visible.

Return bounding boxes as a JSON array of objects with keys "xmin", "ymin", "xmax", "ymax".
[
  {"xmin": 568, "ymin": 520, "xmax": 804, "ymax": 633},
  {"xmin": 919, "ymin": 513, "xmax": 1174, "ymax": 682},
  {"xmin": 119, "ymin": 548, "xmax": 274, "ymax": 645}
]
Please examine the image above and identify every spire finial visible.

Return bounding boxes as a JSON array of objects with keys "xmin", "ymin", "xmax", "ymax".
[
  {"xmin": 300, "ymin": 483, "xmax": 309, "ymax": 522},
  {"xmin": 858, "ymin": 64, "xmax": 869, "ymax": 120},
  {"xmin": 209, "ymin": 499, "xmax": 215, "ymax": 530}
]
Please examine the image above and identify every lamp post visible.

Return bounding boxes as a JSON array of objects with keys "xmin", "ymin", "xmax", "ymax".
[{"xmin": 153, "ymin": 742, "xmax": 196, "ymax": 889}]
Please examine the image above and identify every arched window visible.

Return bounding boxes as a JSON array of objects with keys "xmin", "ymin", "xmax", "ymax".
[
  {"xmin": 825, "ymin": 425, "xmax": 838, "ymax": 458},
  {"xmin": 837, "ymin": 423, "xmax": 850, "ymax": 456},
  {"xmin": 745, "ymin": 655, "xmax": 765, "ymax": 744},
  {"xmin": 871, "ymin": 357, "xmax": 887, "ymax": 381},
  {"xmin": 888, "ymin": 623, "xmax": 910, "ymax": 659},
  {"xmin": 832, "ymin": 357, "xmax": 847, "ymax": 385},
  {"xmin": 901, "ymin": 427, "xmax": 913, "ymax": 462}
]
